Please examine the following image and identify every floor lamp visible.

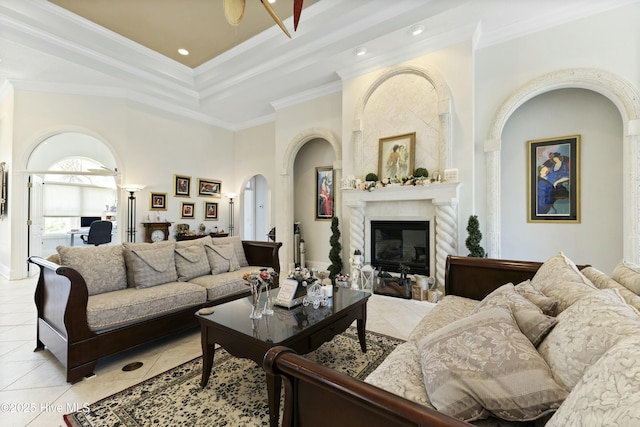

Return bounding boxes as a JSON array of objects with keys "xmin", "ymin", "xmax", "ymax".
[
  {"xmin": 120, "ymin": 184, "xmax": 145, "ymax": 242},
  {"xmin": 225, "ymin": 192, "xmax": 237, "ymax": 236}
]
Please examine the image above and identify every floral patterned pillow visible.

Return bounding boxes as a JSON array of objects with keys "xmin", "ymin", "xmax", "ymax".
[
  {"xmin": 472, "ymin": 283, "xmax": 557, "ymax": 346},
  {"xmin": 417, "ymin": 306, "xmax": 567, "ymax": 423},
  {"xmin": 538, "ymin": 288, "xmax": 640, "ymax": 391},
  {"xmin": 530, "ymin": 252, "xmax": 596, "ymax": 313},
  {"xmin": 546, "ymin": 335, "xmax": 640, "ymax": 426},
  {"xmin": 514, "ymin": 279, "xmax": 558, "ymax": 316},
  {"xmin": 612, "ymin": 259, "xmax": 640, "ymax": 295}
]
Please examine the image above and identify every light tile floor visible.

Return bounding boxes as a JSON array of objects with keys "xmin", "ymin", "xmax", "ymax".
[{"xmin": 0, "ymin": 275, "xmax": 433, "ymax": 426}]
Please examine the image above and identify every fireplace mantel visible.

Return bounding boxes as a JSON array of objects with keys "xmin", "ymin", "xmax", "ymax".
[{"xmin": 341, "ymin": 182, "xmax": 460, "ymax": 288}]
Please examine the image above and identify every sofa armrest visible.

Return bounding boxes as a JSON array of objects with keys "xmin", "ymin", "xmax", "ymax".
[
  {"xmin": 242, "ymin": 240, "xmax": 282, "ymax": 274},
  {"xmin": 28, "ymin": 256, "xmax": 94, "ymax": 343},
  {"xmin": 264, "ymin": 346, "xmax": 470, "ymax": 427}
]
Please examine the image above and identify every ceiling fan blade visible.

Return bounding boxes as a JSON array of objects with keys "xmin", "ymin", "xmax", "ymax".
[
  {"xmin": 260, "ymin": 0, "xmax": 291, "ymax": 38},
  {"xmin": 294, "ymin": 0, "xmax": 304, "ymax": 31},
  {"xmin": 224, "ymin": 0, "xmax": 246, "ymax": 26}
]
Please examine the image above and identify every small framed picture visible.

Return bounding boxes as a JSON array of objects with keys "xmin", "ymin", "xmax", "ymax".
[
  {"xmin": 204, "ymin": 202, "xmax": 218, "ymax": 220},
  {"xmin": 181, "ymin": 201, "xmax": 195, "ymax": 219},
  {"xmin": 149, "ymin": 192, "xmax": 167, "ymax": 210},
  {"xmin": 316, "ymin": 166, "xmax": 334, "ymax": 220},
  {"xmin": 198, "ymin": 178, "xmax": 222, "ymax": 197},
  {"xmin": 527, "ymin": 135, "xmax": 580, "ymax": 223},
  {"xmin": 174, "ymin": 175, "xmax": 191, "ymax": 197},
  {"xmin": 378, "ymin": 132, "xmax": 416, "ymax": 179}
]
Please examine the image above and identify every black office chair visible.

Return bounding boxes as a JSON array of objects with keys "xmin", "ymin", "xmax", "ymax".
[{"xmin": 80, "ymin": 220, "xmax": 113, "ymax": 246}]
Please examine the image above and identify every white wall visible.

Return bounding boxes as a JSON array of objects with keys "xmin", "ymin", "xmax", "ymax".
[
  {"xmin": 0, "ymin": 84, "xmax": 14, "ymax": 278},
  {"xmin": 501, "ymin": 89, "xmax": 623, "ymax": 273}
]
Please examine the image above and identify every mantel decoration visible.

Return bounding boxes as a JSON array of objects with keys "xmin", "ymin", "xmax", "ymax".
[
  {"xmin": 224, "ymin": 0, "xmax": 305, "ymax": 38},
  {"xmin": 378, "ymin": 132, "xmax": 416, "ymax": 180},
  {"xmin": 243, "ymin": 268, "xmax": 278, "ymax": 319}
]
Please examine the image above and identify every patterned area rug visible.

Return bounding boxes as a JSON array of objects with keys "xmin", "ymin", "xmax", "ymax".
[{"xmin": 64, "ymin": 328, "xmax": 402, "ymax": 427}]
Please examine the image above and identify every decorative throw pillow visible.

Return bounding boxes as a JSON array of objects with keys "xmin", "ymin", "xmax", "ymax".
[
  {"xmin": 514, "ymin": 280, "xmax": 558, "ymax": 317},
  {"xmin": 123, "ymin": 240, "xmax": 178, "ymax": 289},
  {"xmin": 581, "ymin": 266, "xmax": 640, "ymax": 312},
  {"xmin": 174, "ymin": 240, "xmax": 211, "ymax": 281},
  {"xmin": 530, "ymin": 252, "xmax": 596, "ymax": 313},
  {"xmin": 546, "ymin": 335, "xmax": 640, "ymax": 427},
  {"xmin": 417, "ymin": 306, "xmax": 568, "ymax": 423},
  {"xmin": 204, "ymin": 243, "xmax": 240, "ymax": 274},
  {"xmin": 57, "ymin": 245, "xmax": 127, "ymax": 295},
  {"xmin": 537, "ymin": 289, "xmax": 640, "ymax": 391},
  {"xmin": 472, "ymin": 283, "xmax": 558, "ymax": 346},
  {"xmin": 212, "ymin": 235, "xmax": 248, "ymax": 267},
  {"xmin": 612, "ymin": 259, "xmax": 640, "ymax": 295}
]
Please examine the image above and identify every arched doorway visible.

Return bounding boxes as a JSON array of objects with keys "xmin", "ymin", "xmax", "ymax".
[
  {"xmin": 26, "ymin": 132, "xmax": 119, "ymax": 263},
  {"xmin": 242, "ymin": 174, "xmax": 270, "ymax": 241}
]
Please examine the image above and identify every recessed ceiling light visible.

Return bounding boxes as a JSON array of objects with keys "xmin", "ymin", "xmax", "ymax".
[
  {"xmin": 354, "ymin": 46, "xmax": 367, "ymax": 56},
  {"xmin": 410, "ymin": 25, "xmax": 424, "ymax": 36},
  {"xmin": 178, "ymin": 48, "xmax": 189, "ymax": 56}
]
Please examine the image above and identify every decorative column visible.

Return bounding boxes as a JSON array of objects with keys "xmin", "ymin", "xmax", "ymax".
[
  {"xmin": 433, "ymin": 199, "xmax": 458, "ymax": 289},
  {"xmin": 346, "ymin": 200, "xmax": 365, "ymax": 288},
  {"xmin": 484, "ymin": 139, "xmax": 501, "ymax": 259}
]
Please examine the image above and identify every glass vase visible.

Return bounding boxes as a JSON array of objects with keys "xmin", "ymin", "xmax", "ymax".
[
  {"xmin": 249, "ymin": 283, "xmax": 263, "ymax": 319},
  {"xmin": 262, "ymin": 282, "xmax": 274, "ymax": 315}
]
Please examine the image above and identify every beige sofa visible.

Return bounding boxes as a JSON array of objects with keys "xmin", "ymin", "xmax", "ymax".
[
  {"xmin": 29, "ymin": 235, "xmax": 281, "ymax": 383},
  {"xmin": 364, "ymin": 252, "xmax": 640, "ymax": 426}
]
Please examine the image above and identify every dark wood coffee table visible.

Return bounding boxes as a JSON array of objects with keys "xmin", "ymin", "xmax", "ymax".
[{"xmin": 196, "ymin": 287, "xmax": 370, "ymax": 427}]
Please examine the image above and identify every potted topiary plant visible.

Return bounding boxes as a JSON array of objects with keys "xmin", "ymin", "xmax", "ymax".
[
  {"xmin": 365, "ymin": 172, "xmax": 378, "ymax": 183},
  {"xmin": 328, "ymin": 217, "xmax": 343, "ymax": 281},
  {"xmin": 465, "ymin": 215, "xmax": 486, "ymax": 258}
]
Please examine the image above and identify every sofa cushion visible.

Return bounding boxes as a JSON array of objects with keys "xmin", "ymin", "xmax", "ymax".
[
  {"xmin": 546, "ymin": 335, "xmax": 640, "ymax": 427},
  {"xmin": 123, "ymin": 240, "xmax": 178, "ymax": 289},
  {"xmin": 582, "ymin": 265, "xmax": 640, "ymax": 312},
  {"xmin": 514, "ymin": 280, "xmax": 558, "ymax": 317},
  {"xmin": 175, "ymin": 238, "xmax": 211, "ymax": 281},
  {"xmin": 86, "ymin": 281, "xmax": 206, "ymax": 332},
  {"xmin": 189, "ymin": 266, "xmax": 255, "ymax": 300},
  {"xmin": 472, "ymin": 283, "xmax": 557, "ymax": 346},
  {"xmin": 204, "ymin": 242, "xmax": 240, "ymax": 274},
  {"xmin": 530, "ymin": 252, "xmax": 596, "ymax": 313},
  {"xmin": 417, "ymin": 306, "xmax": 567, "ymax": 423},
  {"xmin": 211, "ymin": 235, "xmax": 249, "ymax": 267},
  {"xmin": 408, "ymin": 295, "xmax": 479, "ymax": 341},
  {"xmin": 538, "ymin": 289, "xmax": 640, "ymax": 391},
  {"xmin": 57, "ymin": 245, "xmax": 127, "ymax": 296},
  {"xmin": 612, "ymin": 259, "xmax": 640, "ymax": 295},
  {"xmin": 364, "ymin": 341, "xmax": 435, "ymax": 409}
]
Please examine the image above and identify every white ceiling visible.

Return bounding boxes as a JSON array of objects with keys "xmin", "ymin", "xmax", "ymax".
[{"xmin": 0, "ymin": 0, "xmax": 636, "ymax": 130}]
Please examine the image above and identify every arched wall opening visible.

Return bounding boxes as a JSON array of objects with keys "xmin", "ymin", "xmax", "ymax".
[{"xmin": 485, "ymin": 68, "xmax": 640, "ymax": 268}]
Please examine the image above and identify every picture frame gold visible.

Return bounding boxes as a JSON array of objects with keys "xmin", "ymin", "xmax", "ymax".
[
  {"xmin": 197, "ymin": 178, "xmax": 221, "ymax": 197},
  {"xmin": 181, "ymin": 201, "xmax": 195, "ymax": 219},
  {"xmin": 204, "ymin": 202, "xmax": 218, "ymax": 220},
  {"xmin": 527, "ymin": 135, "xmax": 580, "ymax": 223},
  {"xmin": 149, "ymin": 192, "xmax": 167, "ymax": 210},
  {"xmin": 174, "ymin": 174, "xmax": 191, "ymax": 197},
  {"xmin": 378, "ymin": 132, "xmax": 416, "ymax": 179}
]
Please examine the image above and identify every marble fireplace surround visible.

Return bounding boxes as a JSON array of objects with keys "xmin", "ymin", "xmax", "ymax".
[{"xmin": 342, "ymin": 182, "xmax": 460, "ymax": 288}]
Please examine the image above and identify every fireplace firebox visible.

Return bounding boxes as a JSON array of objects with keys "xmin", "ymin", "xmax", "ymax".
[{"xmin": 370, "ymin": 220, "xmax": 429, "ymax": 277}]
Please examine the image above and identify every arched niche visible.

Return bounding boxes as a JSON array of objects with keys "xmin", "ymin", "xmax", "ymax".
[
  {"xmin": 485, "ymin": 68, "xmax": 640, "ymax": 262},
  {"xmin": 279, "ymin": 128, "xmax": 342, "ymax": 271},
  {"xmin": 352, "ymin": 66, "xmax": 452, "ymax": 178}
]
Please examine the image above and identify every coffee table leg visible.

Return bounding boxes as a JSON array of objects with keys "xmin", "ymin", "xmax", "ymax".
[
  {"xmin": 200, "ymin": 329, "xmax": 215, "ymax": 387},
  {"xmin": 357, "ymin": 304, "xmax": 367, "ymax": 353},
  {"xmin": 266, "ymin": 372, "xmax": 282, "ymax": 427}
]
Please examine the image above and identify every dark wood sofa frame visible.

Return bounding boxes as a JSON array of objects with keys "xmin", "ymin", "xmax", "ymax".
[
  {"xmin": 263, "ymin": 255, "xmax": 589, "ymax": 427},
  {"xmin": 28, "ymin": 240, "xmax": 282, "ymax": 383}
]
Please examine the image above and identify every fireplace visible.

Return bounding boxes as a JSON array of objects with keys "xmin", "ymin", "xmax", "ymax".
[{"xmin": 370, "ymin": 220, "xmax": 430, "ymax": 276}]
